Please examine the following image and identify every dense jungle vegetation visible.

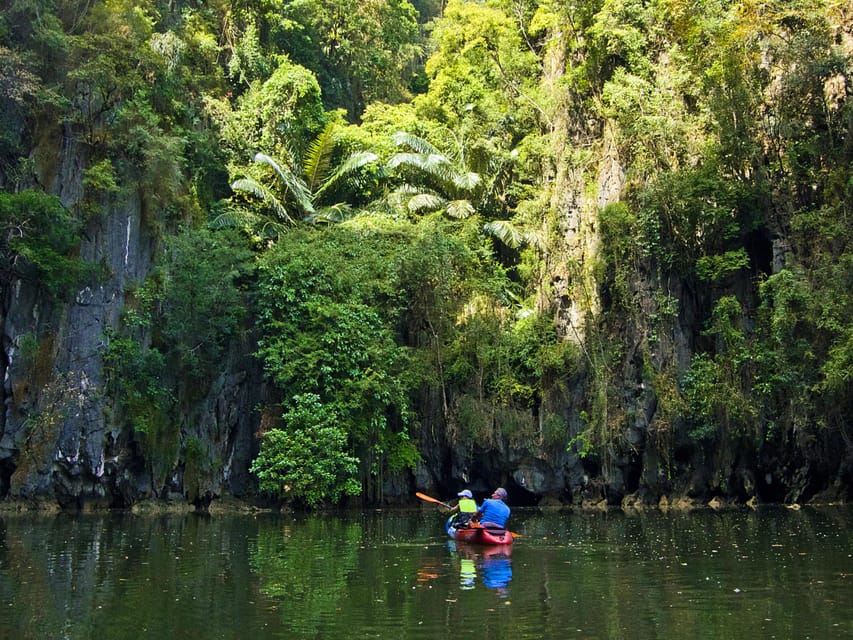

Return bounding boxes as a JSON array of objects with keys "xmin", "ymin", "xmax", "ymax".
[{"xmin": 0, "ymin": 0, "xmax": 850, "ymax": 507}]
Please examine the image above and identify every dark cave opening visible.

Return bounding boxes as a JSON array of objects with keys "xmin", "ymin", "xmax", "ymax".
[{"xmin": 744, "ymin": 229, "xmax": 773, "ymax": 277}]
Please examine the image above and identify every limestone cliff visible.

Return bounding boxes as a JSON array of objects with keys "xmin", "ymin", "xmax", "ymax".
[{"xmin": 1, "ymin": 132, "xmax": 262, "ymax": 509}]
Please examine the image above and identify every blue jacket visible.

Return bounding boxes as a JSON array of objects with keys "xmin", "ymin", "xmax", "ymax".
[{"xmin": 477, "ymin": 499, "xmax": 510, "ymax": 528}]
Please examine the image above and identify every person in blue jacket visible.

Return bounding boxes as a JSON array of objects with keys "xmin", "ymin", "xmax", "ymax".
[{"xmin": 476, "ymin": 487, "xmax": 510, "ymax": 528}]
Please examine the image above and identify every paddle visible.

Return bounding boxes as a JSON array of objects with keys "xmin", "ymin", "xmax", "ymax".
[
  {"xmin": 415, "ymin": 492, "xmax": 452, "ymax": 509},
  {"xmin": 480, "ymin": 523, "xmax": 523, "ymax": 539}
]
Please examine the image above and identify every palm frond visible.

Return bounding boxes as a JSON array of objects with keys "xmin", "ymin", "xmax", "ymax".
[
  {"xmin": 453, "ymin": 171, "xmax": 481, "ymax": 191},
  {"xmin": 391, "ymin": 131, "xmax": 439, "ymax": 155},
  {"xmin": 209, "ymin": 210, "xmax": 240, "ymax": 230},
  {"xmin": 339, "ymin": 151, "xmax": 379, "ymax": 174},
  {"xmin": 359, "ymin": 198, "xmax": 407, "ymax": 219},
  {"xmin": 408, "ymin": 193, "xmax": 446, "ymax": 213},
  {"xmin": 445, "ymin": 199, "xmax": 475, "ymax": 219},
  {"xmin": 306, "ymin": 203, "xmax": 355, "ymax": 224},
  {"xmin": 386, "ymin": 152, "xmax": 431, "ymax": 171},
  {"xmin": 388, "ymin": 150, "xmax": 479, "ymax": 202},
  {"xmin": 252, "ymin": 153, "xmax": 315, "ymax": 214},
  {"xmin": 381, "ymin": 186, "xmax": 420, "ymax": 212},
  {"xmin": 313, "ymin": 151, "xmax": 378, "ymax": 201},
  {"xmin": 303, "ymin": 122, "xmax": 337, "ymax": 192},
  {"xmin": 388, "ymin": 152, "xmax": 456, "ymax": 185},
  {"xmin": 211, "ymin": 206, "xmax": 289, "ymax": 240},
  {"xmin": 392, "ymin": 184, "xmax": 422, "ymax": 195},
  {"xmin": 230, "ymin": 177, "xmax": 295, "ymax": 225},
  {"xmin": 524, "ymin": 227, "xmax": 548, "ymax": 251},
  {"xmin": 483, "ymin": 220, "xmax": 523, "ymax": 247}
]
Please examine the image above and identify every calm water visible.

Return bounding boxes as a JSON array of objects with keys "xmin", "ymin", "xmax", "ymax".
[{"xmin": 0, "ymin": 506, "xmax": 851, "ymax": 639}]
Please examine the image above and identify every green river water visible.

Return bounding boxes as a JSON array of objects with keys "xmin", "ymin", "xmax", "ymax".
[{"xmin": 0, "ymin": 505, "xmax": 850, "ymax": 639}]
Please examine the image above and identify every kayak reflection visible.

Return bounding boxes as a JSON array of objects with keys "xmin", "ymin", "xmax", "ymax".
[{"xmin": 448, "ymin": 540, "xmax": 512, "ymax": 592}]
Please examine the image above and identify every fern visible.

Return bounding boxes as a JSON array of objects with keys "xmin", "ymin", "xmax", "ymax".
[{"xmin": 303, "ymin": 122, "xmax": 337, "ymax": 193}]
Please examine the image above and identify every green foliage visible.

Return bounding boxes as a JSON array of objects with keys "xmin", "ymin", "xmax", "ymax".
[
  {"xmin": 255, "ymin": 224, "xmax": 420, "ymax": 497},
  {"xmin": 393, "ymin": 216, "xmax": 519, "ymax": 398},
  {"xmin": 101, "ymin": 227, "xmax": 251, "ymax": 484},
  {"xmin": 568, "ymin": 424, "xmax": 596, "ymax": 460},
  {"xmin": 635, "ymin": 162, "xmax": 751, "ymax": 273},
  {"xmin": 0, "ymin": 45, "xmax": 44, "ymax": 172},
  {"xmin": 250, "ymin": 394, "xmax": 361, "ymax": 507},
  {"xmin": 597, "ymin": 201, "xmax": 639, "ymax": 311},
  {"xmin": 343, "ymin": 102, "xmax": 428, "ymax": 158},
  {"xmin": 417, "ymin": 0, "xmax": 541, "ymax": 139},
  {"xmin": 82, "ymin": 158, "xmax": 120, "ymax": 194},
  {"xmin": 587, "ymin": 0, "xmax": 853, "ymax": 472},
  {"xmin": 385, "ymin": 131, "xmax": 481, "ymax": 218},
  {"xmin": 65, "ymin": 0, "xmax": 157, "ymax": 147},
  {"xmin": 446, "ymin": 290, "xmax": 578, "ymax": 441},
  {"xmin": 587, "ymin": 0, "xmax": 652, "ymax": 72},
  {"xmin": 570, "ymin": 330, "xmax": 626, "ymax": 466},
  {"xmin": 102, "ymin": 331, "xmax": 171, "ymax": 433},
  {"xmin": 78, "ymin": 158, "xmax": 121, "ymax": 221},
  {"xmin": 227, "ymin": 122, "xmax": 379, "ymax": 239},
  {"xmin": 541, "ymin": 413, "xmax": 568, "ymax": 448},
  {"xmin": 680, "ymin": 352, "xmax": 724, "ymax": 444},
  {"xmin": 495, "ymin": 403, "xmax": 537, "ymax": 446},
  {"xmin": 106, "ymin": 226, "xmax": 252, "ymax": 401},
  {"xmin": 0, "ymin": 0, "xmax": 236, "ymax": 217},
  {"xmin": 153, "ymin": 228, "xmax": 252, "ymax": 385},
  {"xmin": 600, "ymin": 54, "xmax": 709, "ymax": 176},
  {"xmin": 682, "ymin": 296, "xmax": 756, "ymax": 449},
  {"xmin": 182, "ymin": 435, "xmax": 219, "ymax": 504},
  {"xmin": 226, "ymin": 20, "xmax": 270, "ymax": 86},
  {"xmin": 752, "ymin": 270, "xmax": 823, "ymax": 418},
  {"xmin": 270, "ymin": 0, "xmax": 421, "ymax": 116},
  {"xmin": 456, "ymin": 394, "xmax": 494, "ymax": 443},
  {"xmin": 112, "ymin": 96, "xmax": 187, "ymax": 211},
  {"xmin": 821, "ymin": 326, "xmax": 853, "ymax": 395},
  {"xmin": 211, "ymin": 57, "xmax": 326, "ymax": 164},
  {"xmin": 0, "ymin": 190, "xmax": 97, "ymax": 300},
  {"xmin": 695, "ymin": 249, "xmax": 750, "ymax": 284},
  {"xmin": 496, "ymin": 312, "xmax": 579, "ymax": 407}
]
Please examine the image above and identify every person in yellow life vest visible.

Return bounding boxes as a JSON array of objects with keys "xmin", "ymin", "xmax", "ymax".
[{"xmin": 449, "ymin": 489, "xmax": 477, "ymax": 528}]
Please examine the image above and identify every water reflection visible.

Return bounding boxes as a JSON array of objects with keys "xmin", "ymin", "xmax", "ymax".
[
  {"xmin": 0, "ymin": 507, "xmax": 850, "ymax": 639},
  {"xmin": 249, "ymin": 515, "xmax": 362, "ymax": 635},
  {"xmin": 459, "ymin": 557, "xmax": 476, "ymax": 589},
  {"xmin": 448, "ymin": 540, "xmax": 513, "ymax": 593}
]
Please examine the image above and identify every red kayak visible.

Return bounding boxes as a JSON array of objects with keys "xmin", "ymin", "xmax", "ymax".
[{"xmin": 446, "ymin": 517, "xmax": 514, "ymax": 545}]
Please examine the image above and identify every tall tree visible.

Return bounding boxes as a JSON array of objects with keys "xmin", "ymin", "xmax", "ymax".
[{"xmin": 269, "ymin": 0, "xmax": 422, "ymax": 117}]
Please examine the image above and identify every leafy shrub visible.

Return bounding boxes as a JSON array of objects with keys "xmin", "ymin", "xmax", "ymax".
[
  {"xmin": 0, "ymin": 190, "xmax": 96, "ymax": 300},
  {"xmin": 251, "ymin": 394, "xmax": 361, "ymax": 507}
]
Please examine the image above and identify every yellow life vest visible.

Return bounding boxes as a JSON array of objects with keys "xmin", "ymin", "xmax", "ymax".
[{"xmin": 458, "ymin": 497, "xmax": 477, "ymax": 513}]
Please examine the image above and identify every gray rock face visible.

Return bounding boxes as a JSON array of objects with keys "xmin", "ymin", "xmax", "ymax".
[{"xmin": 0, "ymin": 136, "xmax": 262, "ymax": 508}]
